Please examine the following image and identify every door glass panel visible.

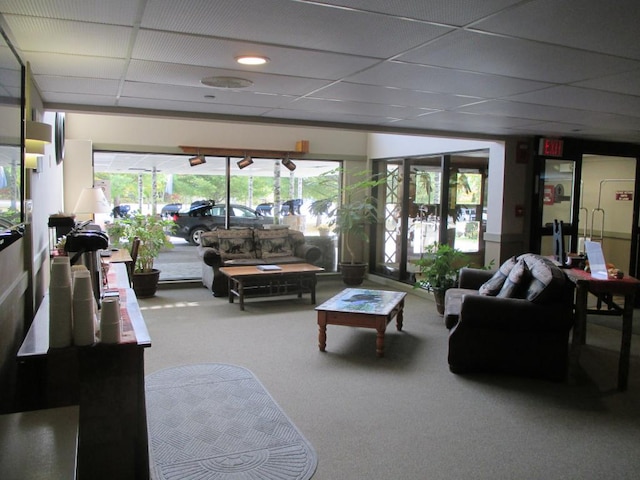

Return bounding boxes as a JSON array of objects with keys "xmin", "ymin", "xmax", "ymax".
[
  {"xmin": 541, "ymin": 159, "xmax": 575, "ymax": 227},
  {"xmin": 449, "ymin": 169, "xmax": 485, "ymax": 253}
]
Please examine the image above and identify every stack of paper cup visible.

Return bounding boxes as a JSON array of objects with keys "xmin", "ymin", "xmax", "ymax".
[
  {"xmin": 72, "ymin": 270, "xmax": 96, "ymax": 346},
  {"xmin": 100, "ymin": 297, "xmax": 121, "ymax": 344},
  {"xmin": 49, "ymin": 257, "xmax": 73, "ymax": 348}
]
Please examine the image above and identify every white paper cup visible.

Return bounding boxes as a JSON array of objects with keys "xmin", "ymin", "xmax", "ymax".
[
  {"xmin": 73, "ymin": 300, "xmax": 96, "ymax": 346},
  {"xmin": 100, "ymin": 297, "xmax": 121, "ymax": 344},
  {"xmin": 51, "ymin": 261, "xmax": 72, "ymax": 287},
  {"xmin": 72, "ymin": 271, "xmax": 94, "ymax": 301}
]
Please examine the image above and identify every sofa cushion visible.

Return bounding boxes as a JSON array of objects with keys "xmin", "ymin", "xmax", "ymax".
[
  {"xmin": 255, "ymin": 229, "xmax": 295, "ymax": 259},
  {"xmin": 517, "ymin": 253, "xmax": 566, "ymax": 303},
  {"xmin": 200, "ymin": 231, "xmax": 219, "ymax": 249},
  {"xmin": 479, "ymin": 256, "xmax": 517, "ymax": 296},
  {"xmin": 497, "ymin": 258, "xmax": 530, "ymax": 299},
  {"xmin": 216, "ymin": 228, "xmax": 256, "ymax": 260}
]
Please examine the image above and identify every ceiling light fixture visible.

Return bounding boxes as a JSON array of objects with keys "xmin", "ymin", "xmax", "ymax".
[
  {"xmin": 282, "ymin": 155, "xmax": 296, "ymax": 172},
  {"xmin": 189, "ymin": 154, "xmax": 206, "ymax": 167},
  {"xmin": 235, "ymin": 55, "xmax": 270, "ymax": 66},
  {"xmin": 237, "ymin": 155, "xmax": 253, "ymax": 169}
]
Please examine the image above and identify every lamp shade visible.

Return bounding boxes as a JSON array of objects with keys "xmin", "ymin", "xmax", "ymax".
[
  {"xmin": 74, "ymin": 187, "xmax": 111, "ymax": 214},
  {"xmin": 25, "ymin": 121, "xmax": 52, "ymax": 153}
]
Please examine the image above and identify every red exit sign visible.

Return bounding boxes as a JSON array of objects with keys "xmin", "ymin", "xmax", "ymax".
[{"xmin": 538, "ymin": 138, "xmax": 564, "ymax": 157}]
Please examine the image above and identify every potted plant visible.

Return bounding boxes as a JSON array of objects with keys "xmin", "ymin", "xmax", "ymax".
[
  {"xmin": 414, "ymin": 242, "xmax": 469, "ymax": 314},
  {"xmin": 106, "ymin": 213, "xmax": 176, "ymax": 298},
  {"xmin": 309, "ymin": 168, "xmax": 387, "ymax": 285}
]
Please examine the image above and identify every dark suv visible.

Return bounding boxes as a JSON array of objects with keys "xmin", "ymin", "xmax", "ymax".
[{"xmin": 170, "ymin": 201, "xmax": 273, "ymax": 245}]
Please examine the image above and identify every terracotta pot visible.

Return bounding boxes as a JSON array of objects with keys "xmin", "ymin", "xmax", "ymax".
[
  {"xmin": 132, "ymin": 269, "xmax": 160, "ymax": 298},
  {"xmin": 339, "ymin": 263, "xmax": 367, "ymax": 286}
]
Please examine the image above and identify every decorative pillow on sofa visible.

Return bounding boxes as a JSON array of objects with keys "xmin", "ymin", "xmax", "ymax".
[
  {"xmin": 216, "ymin": 228, "xmax": 256, "ymax": 260},
  {"xmin": 200, "ymin": 231, "xmax": 219, "ymax": 249},
  {"xmin": 497, "ymin": 258, "xmax": 530, "ymax": 298},
  {"xmin": 518, "ymin": 253, "xmax": 566, "ymax": 303},
  {"xmin": 256, "ymin": 229, "xmax": 294, "ymax": 259},
  {"xmin": 479, "ymin": 256, "xmax": 517, "ymax": 296}
]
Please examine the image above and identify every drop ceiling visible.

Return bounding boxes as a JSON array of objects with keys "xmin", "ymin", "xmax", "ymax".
[{"xmin": 2, "ymin": 0, "xmax": 640, "ymax": 144}]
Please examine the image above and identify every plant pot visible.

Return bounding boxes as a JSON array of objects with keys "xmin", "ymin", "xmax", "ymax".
[
  {"xmin": 432, "ymin": 287, "xmax": 447, "ymax": 315},
  {"xmin": 339, "ymin": 262, "xmax": 367, "ymax": 286},
  {"xmin": 132, "ymin": 269, "xmax": 160, "ymax": 298}
]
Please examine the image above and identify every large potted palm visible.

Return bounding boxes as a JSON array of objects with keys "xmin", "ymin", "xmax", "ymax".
[
  {"xmin": 310, "ymin": 168, "xmax": 386, "ymax": 285},
  {"xmin": 106, "ymin": 214, "xmax": 176, "ymax": 298},
  {"xmin": 414, "ymin": 242, "xmax": 469, "ymax": 314}
]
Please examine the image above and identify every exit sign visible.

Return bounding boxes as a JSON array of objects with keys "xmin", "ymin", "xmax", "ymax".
[{"xmin": 538, "ymin": 138, "xmax": 564, "ymax": 157}]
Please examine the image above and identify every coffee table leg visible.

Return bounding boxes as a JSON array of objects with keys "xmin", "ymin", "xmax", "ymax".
[
  {"xmin": 227, "ymin": 278, "xmax": 234, "ymax": 304},
  {"xmin": 318, "ymin": 312, "xmax": 327, "ymax": 352},
  {"xmin": 238, "ymin": 281, "xmax": 245, "ymax": 311},
  {"xmin": 376, "ymin": 327, "xmax": 385, "ymax": 357},
  {"xmin": 396, "ymin": 299, "xmax": 404, "ymax": 331}
]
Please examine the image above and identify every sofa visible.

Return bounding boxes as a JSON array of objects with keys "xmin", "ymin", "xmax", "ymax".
[
  {"xmin": 197, "ymin": 227, "xmax": 322, "ymax": 296},
  {"xmin": 444, "ymin": 253, "xmax": 575, "ymax": 381}
]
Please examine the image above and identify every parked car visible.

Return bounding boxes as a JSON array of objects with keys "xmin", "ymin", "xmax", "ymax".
[
  {"xmin": 160, "ymin": 203, "xmax": 182, "ymax": 217},
  {"xmin": 169, "ymin": 202, "xmax": 274, "ymax": 245}
]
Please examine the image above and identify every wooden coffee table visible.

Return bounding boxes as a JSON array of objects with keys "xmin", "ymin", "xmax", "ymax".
[
  {"xmin": 315, "ymin": 288, "xmax": 407, "ymax": 357},
  {"xmin": 219, "ymin": 263, "xmax": 324, "ymax": 310}
]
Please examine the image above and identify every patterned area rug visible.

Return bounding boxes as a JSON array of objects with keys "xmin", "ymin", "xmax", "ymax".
[{"xmin": 146, "ymin": 364, "xmax": 317, "ymax": 480}]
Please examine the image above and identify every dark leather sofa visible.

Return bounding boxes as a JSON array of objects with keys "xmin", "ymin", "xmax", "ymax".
[{"xmin": 444, "ymin": 254, "xmax": 575, "ymax": 381}]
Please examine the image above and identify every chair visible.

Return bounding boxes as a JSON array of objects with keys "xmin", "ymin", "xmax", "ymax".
[{"xmin": 126, "ymin": 237, "xmax": 140, "ymax": 287}]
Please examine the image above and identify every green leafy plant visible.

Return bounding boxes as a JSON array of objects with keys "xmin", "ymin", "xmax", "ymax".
[
  {"xmin": 414, "ymin": 242, "xmax": 470, "ymax": 292},
  {"xmin": 309, "ymin": 168, "xmax": 387, "ymax": 264},
  {"xmin": 106, "ymin": 214, "xmax": 176, "ymax": 272}
]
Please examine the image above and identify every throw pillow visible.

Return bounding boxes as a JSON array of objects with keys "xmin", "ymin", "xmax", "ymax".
[
  {"xmin": 518, "ymin": 254, "xmax": 566, "ymax": 303},
  {"xmin": 497, "ymin": 258, "xmax": 530, "ymax": 298},
  {"xmin": 216, "ymin": 228, "xmax": 255, "ymax": 260},
  {"xmin": 479, "ymin": 256, "xmax": 517, "ymax": 296},
  {"xmin": 199, "ymin": 231, "xmax": 219, "ymax": 249},
  {"xmin": 256, "ymin": 229, "xmax": 294, "ymax": 259}
]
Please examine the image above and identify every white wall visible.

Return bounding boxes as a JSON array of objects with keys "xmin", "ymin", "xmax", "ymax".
[{"xmin": 66, "ymin": 113, "xmax": 368, "ymax": 158}]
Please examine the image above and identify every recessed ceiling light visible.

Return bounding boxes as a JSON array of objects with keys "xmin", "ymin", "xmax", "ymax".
[
  {"xmin": 235, "ymin": 55, "xmax": 270, "ymax": 65},
  {"xmin": 201, "ymin": 76, "xmax": 253, "ymax": 89}
]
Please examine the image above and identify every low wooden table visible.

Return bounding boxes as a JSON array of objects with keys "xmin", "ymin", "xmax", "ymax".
[
  {"xmin": 219, "ymin": 263, "xmax": 324, "ymax": 310},
  {"xmin": 316, "ymin": 288, "xmax": 407, "ymax": 357}
]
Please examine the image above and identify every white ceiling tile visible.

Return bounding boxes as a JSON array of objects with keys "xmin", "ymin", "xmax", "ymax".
[
  {"xmin": 347, "ymin": 61, "xmax": 552, "ymax": 97},
  {"xmin": 141, "ymin": 0, "xmax": 451, "ymax": 58},
  {"xmin": 398, "ymin": 30, "xmax": 640, "ymax": 84},
  {"xmin": 3, "ymin": 16, "xmax": 132, "ymax": 57},
  {"xmin": 312, "ymin": 0, "xmax": 523, "ymax": 26},
  {"xmin": 473, "ymin": 0, "xmax": 640, "ymax": 60},
  {"xmin": 133, "ymin": 30, "xmax": 380, "ymax": 80}
]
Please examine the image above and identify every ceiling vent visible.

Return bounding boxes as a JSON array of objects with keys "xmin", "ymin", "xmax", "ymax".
[{"xmin": 201, "ymin": 76, "xmax": 253, "ymax": 89}]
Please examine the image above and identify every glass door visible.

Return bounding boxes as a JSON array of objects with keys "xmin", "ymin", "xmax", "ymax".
[{"xmin": 538, "ymin": 158, "xmax": 577, "ymax": 257}]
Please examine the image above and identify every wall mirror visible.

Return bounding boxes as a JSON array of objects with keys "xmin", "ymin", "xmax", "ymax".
[{"xmin": 0, "ymin": 31, "xmax": 24, "ymax": 231}]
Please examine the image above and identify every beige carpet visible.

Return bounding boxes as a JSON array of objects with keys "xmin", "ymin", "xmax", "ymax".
[{"xmin": 140, "ymin": 277, "xmax": 640, "ymax": 480}]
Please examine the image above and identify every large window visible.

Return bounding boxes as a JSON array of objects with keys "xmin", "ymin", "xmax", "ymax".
[{"xmin": 93, "ymin": 152, "xmax": 341, "ymax": 280}]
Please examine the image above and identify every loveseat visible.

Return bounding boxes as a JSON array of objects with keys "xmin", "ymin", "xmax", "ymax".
[
  {"xmin": 444, "ymin": 253, "xmax": 575, "ymax": 381},
  {"xmin": 197, "ymin": 227, "xmax": 322, "ymax": 296}
]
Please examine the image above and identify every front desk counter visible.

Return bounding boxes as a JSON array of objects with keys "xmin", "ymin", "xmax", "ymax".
[{"xmin": 17, "ymin": 263, "xmax": 151, "ymax": 480}]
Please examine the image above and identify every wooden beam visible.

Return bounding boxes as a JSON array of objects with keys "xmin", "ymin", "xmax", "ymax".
[{"xmin": 179, "ymin": 140, "xmax": 309, "ymax": 158}]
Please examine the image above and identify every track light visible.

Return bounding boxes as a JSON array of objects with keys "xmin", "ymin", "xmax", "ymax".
[
  {"xmin": 237, "ymin": 155, "xmax": 253, "ymax": 169},
  {"xmin": 189, "ymin": 155, "xmax": 206, "ymax": 167},
  {"xmin": 282, "ymin": 156, "xmax": 296, "ymax": 171}
]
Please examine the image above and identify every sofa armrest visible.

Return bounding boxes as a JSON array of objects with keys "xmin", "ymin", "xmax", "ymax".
[
  {"xmin": 458, "ymin": 267, "xmax": 494, "ymax": 290},
  {"xmin": 295, "ymin": 243, "xmax": 322, "ymax": 264},
  {"xmin": 455, "ymin": 294, "xmax": 574, "ymax": 333},
  {"xmin": 197, "ymin": 245, "xmax": 223, "ymax": 268}
]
